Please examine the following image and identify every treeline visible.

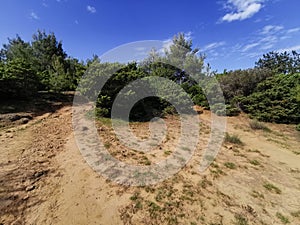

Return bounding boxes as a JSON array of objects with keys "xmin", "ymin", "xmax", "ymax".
[
  {"xmin": 0, "ymin": 30, "xmax": 86, "ymax": 97},
  {"xmin": 218, "ymin": 51, "xmax": 300, "ymax": 123},
  {"xmin": 0, "ymin": 31, "xmax": 299, "ymax": 124}
]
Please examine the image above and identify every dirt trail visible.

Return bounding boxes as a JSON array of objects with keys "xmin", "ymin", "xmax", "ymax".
[{"xmin": 1, "ymin": 106, "xmax": 300, "ymax": 224}]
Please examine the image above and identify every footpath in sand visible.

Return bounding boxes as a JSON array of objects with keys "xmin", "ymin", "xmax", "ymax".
[{"xmin": 1, "ymin": 105, "xmax": 300, "ymax": 225}]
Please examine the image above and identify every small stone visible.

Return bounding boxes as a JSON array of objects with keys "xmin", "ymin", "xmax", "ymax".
[
  {"xmin": 6, "ymin": 133, "xmax": 14, "ymax": 138},
  {"xmin": 82, "ymin": 126, "xmax": 89, "ymax": 131},
  {"xmin": 34, "ymin": 170, "xmax": 47, "ymax": 178},
  {"xmin": 25, "ymin": 185, "xmax": 36, "ymax": 192},
  {"xmin": 9, "ymin": 115, "xmax": 21, "ymax": 122},
  {"xmin": 20, "ymin": 118, "xmax": 30, "ymax": 124},
  {"xmin": 97, "ymin": 127, "xmax": 104, "ymax": 131},
  {"xmin": 22, "ymin": 195, "xmax": 29, "ymax": 201}
]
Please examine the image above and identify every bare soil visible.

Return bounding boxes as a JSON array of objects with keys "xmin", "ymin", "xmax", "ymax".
[{"xmin": 1, "ymin": 103, "xmax": 300, "ymax": 225}]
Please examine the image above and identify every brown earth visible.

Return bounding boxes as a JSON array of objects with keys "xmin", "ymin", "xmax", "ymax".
[{"xmin": 0, "ymin": 103, "xmax": 300, "ymax": 225}]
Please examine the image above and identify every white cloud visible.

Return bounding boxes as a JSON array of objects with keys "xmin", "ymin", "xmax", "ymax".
[
  {"xmin": 87, "ymin": 5, "xmax": 96, "ymax": 14},
  {"xmin": 276, "ymin": 45, "xmax": 300, "ymax": 53},
  {"xmin": 30, "ymin": 12, "xmax": 39, "ymax": 20},
  {"xmin": 287, "ymin": 27, "xmax": 300, "ymax": 34},
  {"xmin": 221, "ymin": 0, "xmax": 264, "ymax": 22},
  {"xmin": 242, "ymin": 43, "xmax": 260, "ymax": 52},
  {"xmin": 240, "ymin": 25, "xmax": 286, "ymax": 54},
  {"xmin": 260, "ymin": 25, "xmax": 283, "ymax": 35},
  {"xmin": 185, "ymin": 31, "xmax": 193, "ymax": 40},
  {"xmin": 203, "ymin": 41, "xmax": 226, "ymax": 51}
]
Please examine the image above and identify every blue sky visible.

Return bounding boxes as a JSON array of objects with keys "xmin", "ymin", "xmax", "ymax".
[{"xmin": 1, "ymin": 0, "xmax": 300, "ymax": 72}]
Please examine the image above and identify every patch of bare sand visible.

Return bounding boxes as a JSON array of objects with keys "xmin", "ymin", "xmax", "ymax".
[{"xmin": 26, "ymin": 135, "xmax": 133, "ymax": 225}]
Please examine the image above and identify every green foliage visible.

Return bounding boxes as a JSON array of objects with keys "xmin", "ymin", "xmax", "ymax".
[
  {"xmin": 162, "ymin": 106, "xmax": 177, "ymax": 116},
  {"xmin": 218, "ymin": 68, "xmax": 273, "ymax": 103},
  {"xmin": 181, "ymin": 82, "xmax": 208, "ymax": 108},
  {"xmin": 234, "ymin": 213, "xmax": 248, "ymax": 225},
  {"xmin": 296, "ymin": 124, "xmax": 300, "ymax": 131},
  {"xmin": 249, "ymin": 159, "xmax": 260, "ymax": 166},
  {"xmin": 276, "ymin": 212, "xmax": 290, "ymax": 224},
  {"xmin": 210, "ymin": 103, "xmax": 226, "ymax": 116},
  {"xmin": 0, "ymin": 58, "xmax": 38, "ymax": 97},
  {"xmin": 0, "ymin": 30, "xmax": 86, "ymax": 97},
  {"xmin": 256, "ymin": 50, "xmax": 300, "ymax": 74},
  {"xmin": 237, "ymin": 73, "xmax": 300, "ymax": 124},
  {"xmin": 224, "ymin": 162, "xmax": 237, "ymax": 169},
  {"xmin": 226, "ymin": 104, "xmax": 241, "ymax": 116},
  {"xmin": 79, "ymin": 33, "xmax": 208, "ymax": 120},
  {"xmin": 263, "ymin": 183, "xmax": 281, "ymax": 194},
  {"xmin": 1, "ymin": 30, "xmax": 298, "ymax": 127}
]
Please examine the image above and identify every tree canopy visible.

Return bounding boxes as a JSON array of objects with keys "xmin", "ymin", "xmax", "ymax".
[{"xmin": 0, "ymin": 30, "xmax": 299, "ymax": 124}]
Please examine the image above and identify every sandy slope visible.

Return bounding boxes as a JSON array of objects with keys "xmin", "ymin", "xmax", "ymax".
[{"xmin": 0, "ymin": 106, "xmax": 300, "ymax": 225}]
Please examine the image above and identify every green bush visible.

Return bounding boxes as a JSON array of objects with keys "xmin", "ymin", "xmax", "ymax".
[
  {"xmin": 237, "ymin": 73, "xmax": 300, "ymax": 124},
  {"xmin": 162, "ymin": 105, "xmax": 177, "ymax": 116},
  {"xmin": 226, "ymin": 104, "xmax": 241, "ymax": 116}
]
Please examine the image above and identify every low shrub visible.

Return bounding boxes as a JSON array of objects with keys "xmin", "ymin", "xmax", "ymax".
[
  {"xmin": 225, "ymin": 133, "xmax": 243, "ymax": 145},
  {"xmin": 249, "ymin": 120, "xmax": 270, "ymax": 132}
]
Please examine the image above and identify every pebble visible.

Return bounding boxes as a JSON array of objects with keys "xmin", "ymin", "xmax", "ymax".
[{"xmin": 25, "ymin": 185, "xmax": 36, "ymax": 192}]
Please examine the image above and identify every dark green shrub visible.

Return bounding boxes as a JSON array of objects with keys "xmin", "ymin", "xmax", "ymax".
[
  {"xmin": 226, "ymin": 104, "xmax": 240, "ymax": 116},
  {"xmin": 237, "ymin": 73, "xmax": 300, "ymax": 124}
]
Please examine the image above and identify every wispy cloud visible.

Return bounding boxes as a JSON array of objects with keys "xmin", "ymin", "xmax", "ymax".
[
  {"xmin": 241, "ymin": 43, "xmax": 260, "ymax": 52},
  {"xmin": 30, "ymin": 11, "xmax": 39, "ymax": 20},
  {"xmin": 287, "ymin": 27, "xmax": 300, "ymax": 34},
  {"xmin": 277, "ymin": 45, "xmax": 300, "ymax": 53},
  {"xmin": 221, "ymin": 0, "xmax": 264, "ymax": 22},
  {"xmin": 234, "ymin": 23, "xmax": 300, "ymax": 59},
  {"xmin": 202, "ymin": 41, "xmax": 226, "ymax": 51},
  {"xmin": 87, "ymin": 5, "xmax": 96, "ymax": 14},
  {"xmin": 260, "ymin": 25, "xmax": 283, "ymax": 35}
]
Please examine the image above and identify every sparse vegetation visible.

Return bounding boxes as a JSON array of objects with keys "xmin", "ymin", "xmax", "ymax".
[
  {"xmin": 234, "ymin": 213, "xmax": 248, "ymax": 225},
  {"xmin": 291, "ymin": 210, "xmax": 300, "ymax": 218},
  {"xmin": 292, "ymin": 151, "xmax": 300, "ymax": 155},
  {"xmin": 276, "ymin": 212, "xmax": 290, "ymax": 224},
  {"xmin": 225, "ymin": 133, "xmax": 243, "ymax": 145},
  {"xmin": 263, "ymin": 183, "xmax": 282, "ymax": 194},
  {"xmin": 249, "ymin": 159, "xmax": 260, "ymax": 166},
  {"xmin": 251, "ymin": 190, "xmax": 264, "ymax": 199},
  {"xmin": 164, "ymin": 150, "xmax": 172, "ymax": 156},
  {"xmin": 249, "ymin": 120, "xmax": 270, "ymax": 132},
  {"xmin": 104, "ymin": 142, "xmax": 111, "ymax": 149},
  {"xmin": 224, "ymin": 162, "xmax": 237, "ymax": 169}
]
